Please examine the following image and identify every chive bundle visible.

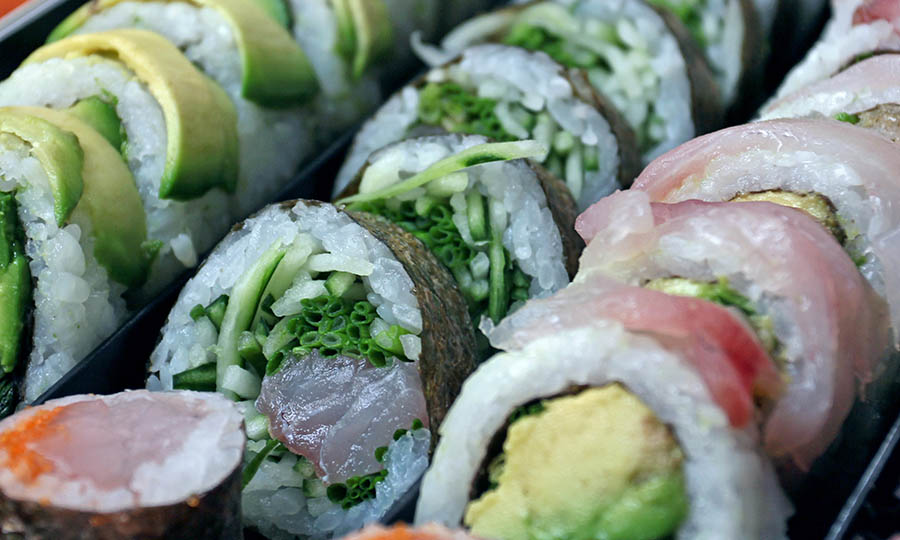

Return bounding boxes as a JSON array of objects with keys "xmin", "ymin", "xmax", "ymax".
[{"xmin": 418, "ymin": 82, "xmax": 519, "ymax": 143}]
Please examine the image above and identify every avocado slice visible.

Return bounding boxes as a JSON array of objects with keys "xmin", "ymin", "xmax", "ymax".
[
  {"xmin": 26, "ymin": 29, "xmax": 238, "ymax": 201},
  {"xmin": 8, "ymin": 107, "xmax": 153, "ymax": 288},
  {"xmin": 66, "ymin": 96, "xmax": 126, "ymax": 154},
  {"xmin": 48, "ymin": 0, "xmax": 318, "ymax": 108},
  {"xmin": 331, "ymin": 0, "xmax": 393, "ymax": 79},
  {"xmin": 0, "ymin": 193, "xmax": 31, "ymax": 375}
]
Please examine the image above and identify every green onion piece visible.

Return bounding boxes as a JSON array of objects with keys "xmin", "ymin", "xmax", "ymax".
[
  {"xmin": 835, "ymin": 112, "xmax": 861, "ymax": 124},
  {"xmin": 189, "ymin": 304, "xmax": 206, "ymax": 321},
  {"xmin": 374, "ymin": 446, "xmax": 388, "ymax": 463},
  {"xmin": 173, "ymin": 363, "xmax": 217, "ymax": 392},
  {"xmin": 411, "ymin": 418, "xmax": 424, "ymax": 430},
  {"xmin": 238, "ymin": 330, "xmax": 266, "ymax": 377},
  {"xmin": 326, "ymin": 483, "xmax": 348, "ymax": 504},
  {"xmin": 393, "ymin": 428, "xmax": 407, "ymax": 441},
  {"xmin": 204, "ymin": 294, "xmax": 229, "ymax": 331},
  {"xmin": 242, "ymin": 439, "xmax": 280, "ymax": 488}
]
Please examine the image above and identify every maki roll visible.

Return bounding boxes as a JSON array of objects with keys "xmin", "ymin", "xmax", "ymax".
[
  {"xmin": 412, "ymin": 0, "xmax": 722, "ymax": 163},
  {"xmin": 630, "ymin": 118, "xmax": 900, "ymax": 343},
  {"xmin": 334, "ymin": 44, "xmax": 642, "ymax": 211},
  {"xmin": 0, "ymin": 29, "xmax": 239, "ymax": 294},
  {"xmin": 48, "ymin": 0, "xmax": 320, "ymax": 217},
  {"xmin": 149, "ymin": 200, "xmax": 478, "ymax": 537},
  {"xmin": 416, "ymin": 319, "xmax": 790, "ymax": 538},
  {"xmin": 0, "ymin": 105, "xmax": 151, "ymax": 405},
  {"xmin": 0, "ymin": 390, "xmax": 244, "ymax": 539},
  {"xmin": 337, "ymin": 135, "xmax": 580, "ymax": 332},
  {"xmin": 760, "ymin": 53, "xmax": 900, "ymax": 142},
  {"xmin": 575, "ymin": 191, "xmax": 890, "ymax": 468},
  {"xmin": 341, "ymin": 524, "xmax": 479, "ymax": 539}
]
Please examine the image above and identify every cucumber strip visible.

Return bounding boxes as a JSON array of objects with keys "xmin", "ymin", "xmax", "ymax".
[
  {"xmin": 469, "ymin": 279, "xmax": 490, "ymax": 302},
  {"xmin": 343, "ymin": 283, "xmax": 368, "ymax": 301},
  {"xmin": 426, "ymin": 171, "xmax": 469, "ymax": 197},
  {"xmin": 415, "ymin": 195, "xmax": 437, "ymax": 217},
  {"xmin": 222, "ymin": 364, "xmax": 262, "ymax": 400},
  {"xmin": 173, "ymin": 363, "xmax": 217, "ymax": 392},
  {"xmin": 467, "ymin": 190, "xmax": 488, "ymax": 242},
  {"xmin": 205, "ymin": 294, "xmax": 229, "ymax": 331},
  {"xmin": 294, "ymin": 457, "xmax": 315, "ymax": 478},
  {"xmin": 553, "ymin": 131, "xmax": 575, "ymax": 154},
  {"xmin": 238, "ymin": 330, "xmax": 266, "ymax": 377},
  {"xmin": 243, "ymin": 439, "xmax": 280, "ymax": 488},
  {"xmin": 243, "ymin": 405, "xmax": 270, "ymax": 440},
  {"xmin": 325, "ymin": 271, "xmax": 356, "ymax": 297},
  {"xmin": 488, "ymin": 236, "xmax": 508, "ymax": 324},
  {"xmin": 303, "ymin": 478, "xmax": 327, "ymax": 498},
  {"xmin": 565, "ymin": 141, "xmax": 584, "ymax": 201},
  {"xmin": 531, "ymin": 113, "xmax": 556, "ymax": 158},
  {"xmin": 251, "ymin": 234, "xmax": 316, "ymax": 331},
  {"xmin": 373, "ymin": 325, "xmax": 409, "ymax": 355},
  {"xmin": 262, "ymin": 317, "xmax": 295, "ymax": 361},
  {"xmin": 249, "ymin": 0, "xmax": 291, "ymax": 27},
  {"xmin": 340, "ymin": 141, "xmax": 547, "ymax": 205},
  {"xmin": 216, "ymin": 242, "xmax": 286, "ymax": 399}
]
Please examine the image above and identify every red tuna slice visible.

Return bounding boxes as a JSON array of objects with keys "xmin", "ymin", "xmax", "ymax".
[
  {"xmin": 256, "ymin": 350, "xmax": 428, "ymax": 484},
  {"xmin": 489, "ymin": 275, "xmax": 780, "ymax": 428},
  {"xmin": 575, "ymin": 191, "xmax": 890, "ymax": 469},
  {"xmin": 626, "ymin": 118, "xmax": 900, "ymax": 344}
]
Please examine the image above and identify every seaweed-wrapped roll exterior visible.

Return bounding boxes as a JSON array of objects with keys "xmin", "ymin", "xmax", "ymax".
[
  {"xmin": 0, "ymin": 30, "xmax": 239, "ymax": 295},
  {"xmin": 337, "ymin": 135, "xmax": 580, "ymax": 331},
  {"xmin": 150, "ymin": 200, "xmax": 477, "ymax": 538},
  {"xmin": 334, "ymin": 44, "xmax": 641, "ymax": 211},
  {"xmin": 576, "ymin": 191, "xmax": 890, "ymax": 469},
  {"xmin": 415, "ymin": 319, "xmax": 790, "ymax": 538},
  {"xmin": 413, "ymin": 0, "xmax": 722, "ymax": 163},
  {"xmin": 0, "ymin": 106, "xmax": 151, "ymax": 405},
  {"xmin": 0, "ymin": 390, "xmax": 244, "ymax": 539}
]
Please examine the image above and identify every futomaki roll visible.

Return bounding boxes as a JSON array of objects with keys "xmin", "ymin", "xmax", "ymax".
[
  {"xmin": 412, "ymin": 0, "xmax": 722, "ymax": 162},
  {"xmin": 0, "ymin": 106, "xmax": 151, "ymax": 405},
  {"xmin": 575, "ymin": 191, "xmax": 890, "ymax": 469},
  {"xmin": 630, "ymin": 118, "xmax": 900, "ymax": 344},
  {"xmin": 337, "ymin": 136, "xmax": 580, "ymax": 333},
  {"xmin": 334, "ymin": 44, "xmax": 641, "ymax": 210},
  {"xmin": 0, "ymin": 30, "xmax": 239, "ymax": 295},
  {"xmin": 416, "ymin": 319, "xmax": 790, "ymax": 538},
  {"xmin": 149, "ymin": 200, "xmax": 478, "ymax": 538},
  {"xmin": 0, "ymin": 390, "xmax": 244, "ymax": 539}
]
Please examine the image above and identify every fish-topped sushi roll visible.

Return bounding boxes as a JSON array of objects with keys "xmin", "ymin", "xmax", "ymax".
[
  {"xmin": 631, "ymin": 118, "xmax": 900, "ymax": 344},
  {"xmin": 150, "ymin": 200, "xmax": 478, "ymax": 538},
  {"xmin": 334, "ymin": 44, "xmax": 642, "ymax": 211},
  {"xmin": 0, "ymin": 390, "xmax": 244, "ymax": 539},
  {"xmin": 411, "ymin": 0, "xmax": 722, "ymax": 163},
  {"xmin": 416, "ymin": 316, "xmax": 790, "ymax": 538},
  {"xmin": 0, "ymin": 106, "xmax": 151, "ymax": 406},
  {"xmin": 337, "ymin": 135, "xmax": 580, "ymax": 335},
  {"xmin": 575, "ymin": 191, "xmax": 891, "ymax": 469},
  {"xmin": 0, "ymin": 29, "xmax": 239, "ymax": 295},
  {"xmin": 47, "ymin": 0, "xmax": 319, "ymax": 217}
]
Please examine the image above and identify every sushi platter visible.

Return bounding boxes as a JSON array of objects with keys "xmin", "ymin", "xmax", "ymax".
[{"xmin": 2, "ymin": 0, "xmax": 900, "ymax": 539}]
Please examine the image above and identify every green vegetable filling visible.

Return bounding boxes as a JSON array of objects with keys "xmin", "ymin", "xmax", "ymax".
[
  {"xmin": 0, "ymin": 191, "xmax": 31, "ymax": 380},
  {"xmin": 647, "ymin": 0, "xmax": 708, "ymax": 48},
  {"xmin": 418, "ymin": 82, "xmax": 519, "ymax": 143},
  {"xmin": 835, "ymin": 112, "xmax": 861, "ymax": 125}
]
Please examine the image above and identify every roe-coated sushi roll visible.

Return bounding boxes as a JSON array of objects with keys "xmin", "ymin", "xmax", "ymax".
[
  {"xmin": 0, "ymin": 105, "xmax": 151, "ymax": 405},
  {"xmin": 631, "ymin": 118, "xmax": 900, "ymax": 344},
  {"xmin": 149, "ymin": 200, "xmax": 478, "ymax": 538},
  {"xmin": 0, "ymin": 390, "xmax": 244, "ymax": 539},
  {"xmin": 341, "ymin": 524, "xmax": 480, "ymax": 539},
  {"xmin": 334, "ymin": 44, "xmax": 641, "ymax": 211},
  {"xmin": 0, "ymin": 29, "xmax": 239, "ymax": 295},
  {"xmin": 416, "ymin": 318, "xmax": 790, "ymax": 539},
  {"xmin": 412, "ymin": 0, "xmax": 722, "ymax": 163},
  {"xmin": 337, "ymin": 135, "xmax": 580, "ymax": 332},
  {"xmin": 576, "ymin": 191, "xmax": 891, "ymax": 469}
]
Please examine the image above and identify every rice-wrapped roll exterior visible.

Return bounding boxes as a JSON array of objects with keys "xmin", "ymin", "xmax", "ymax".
[
  {"xmin": 334, "ymin": 44, "xmax": 641, "ymax": 211},
  {"xmin": 415, "ymin": 322, "xmax": 790, "ymax": 539},
  {"xmin": 576, "ymin": 191, "xmax": 891, "ymax": 469},
  {"xmin": 0, "ymin": 106, "xmax": 151, "ymax": 405},
  {"xmin": 47, "ymin": 0, "xmax": 319, "ymax": 217},
  {"xmin": 760, "ymin": 53, "xmax": 900, "ymax": 141},
  {"xmin": 0, "ymin": 29, "xmax": 238, "ymax": 295},
  {"xmin": 631, "ymin": 118, "xmax": 900, "ymax": 344},
  {"xmin": 149, "ymin": 200, "xmax": 477, "ymax": 538},
  {"xmin": 0, "ymin": 390, "xmax": 244, "ymax": 539},
  {"xmin": 411, "ymin": 0, "xmax": 722, "ymax": 164},
  {"xmin": 337, "ymin": 135, "xmax": 579, "ymax": 332},
  {"xmin": 341, "ymin": 524, "xmax": 480, "ymax": 539}
]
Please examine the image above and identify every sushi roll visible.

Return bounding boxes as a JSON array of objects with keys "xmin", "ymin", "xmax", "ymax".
[
  {"xmin": 48, "ymin": 0, "xmax": 320, "ymax": 217},
  {"xmin": 575, "ymin": 191, "xmax": 890, "ymax": 469},
  {"xmin": 0, "ymin": 29, "xmax": 239, "ymax": 296},
  {"xmin": 760, "ymin": 53, "xmax": 900, "ymax": 142},
  {"xmin": 0, "ymin": 105, "xmax": 151, "ymax": 405},
  {"xmin": 415, "ymin": 318, "xmax": 790, "ymax": 538},
  {"xmin": 0, "ymin": 390, "xmax": 244, "ymax": 539},
  {"xmin": 149, "ymin": 200, "xmax": 478, "ymax": 538},
  {"xmin": 337, "ymin": 135, "xmax": 580, "ymax": 332},
  {"xmin": 341, "ymin": 524, "xmax": 479, "ymax": 539},
  {"xmin": 334, "ymin": 44, "xmax": 641, "ymax": 211},
  {"xmin": 411, "ymin": 0, "xmax": 722, "ymax": 163},
  {"xmin": 630, "ymin": 118, "xmax": 900, "ymax": 344}
]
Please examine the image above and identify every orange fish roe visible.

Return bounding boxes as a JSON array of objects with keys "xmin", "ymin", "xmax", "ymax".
[{"xmin": 0, "ymin": 407, "xmax": 66, "ymax": 484}]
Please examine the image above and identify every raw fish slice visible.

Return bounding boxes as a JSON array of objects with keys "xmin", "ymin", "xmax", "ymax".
[
  {"xmin": 631, "ymin": 118, "xmax": 900, "ymax": 339},
  {"xmin": 575, "ymin": 191, "xmax": 890, "ymax": 469},
  {"xmin": 257, "ymin": 350, "xmax": 428, "ymax": 483},
  {"xmin": 0, "ymin": 390, "xmax": 244, "ymax": 539},
  {"xmin": 489, "ymin": 275, "xmax": 779, "ymax": 427}
]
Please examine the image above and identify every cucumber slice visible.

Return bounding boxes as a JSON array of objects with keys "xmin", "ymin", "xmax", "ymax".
[
  {"xmin": 238, "ymin": 330, "xmax": 266, "ymax": 377},
  {"xmin": 205, "ymin": 294, "xmax": 229, "ymax": 331},
  {"xmin": 325, "ymin": 271, "xmax": 356, "ymax": 297},
  {"xmin": 488, "ymin": 235, "xmax": 508, "ymax": 324},
  {"xmin": 294, "ymin": 457, "xmax": 315, "ymax": 478},
  {"xmin": 221, "ymin": 364, "xmax": 262, "ymax": 400},
  {"xmin": 251, "ymin": 233, "xmax": 316, "ymax": 330},
  {"xmin": 466, "ymin": 190, "xmax": 487, "ymax": 242},
  {"xmin": 173, "ymin": 363, "xmax": 217, "ymax": 392}
]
